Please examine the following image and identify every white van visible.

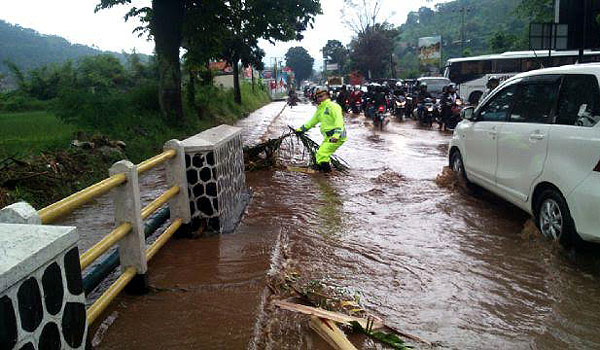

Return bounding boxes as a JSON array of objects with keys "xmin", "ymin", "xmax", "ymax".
[{"xmin": 449, "ymin": 64, "xmax": 600, "ymax": 246}]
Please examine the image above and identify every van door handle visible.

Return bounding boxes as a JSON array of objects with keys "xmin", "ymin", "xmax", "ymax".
[{"xmin": 529, "ymin": 133, "xmax": 545, "ymax": 140}]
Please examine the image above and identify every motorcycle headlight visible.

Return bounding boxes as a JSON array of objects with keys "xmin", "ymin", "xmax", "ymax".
[
  {"xmin": 427, "ymin": 107, "xmax": 433, "ymax": 112},
  {"xmin": 400, "ymin": 101, "xmax": 406, "ymax": 107}
]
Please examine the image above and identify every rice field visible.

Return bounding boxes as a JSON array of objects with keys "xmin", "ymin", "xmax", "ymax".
[{"xmin": 0, "ymin": 111, "xmax": 76, "ymax": 158}]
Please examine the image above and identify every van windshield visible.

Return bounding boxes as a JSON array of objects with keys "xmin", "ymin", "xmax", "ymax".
[{"xmin": 421, "ymin": 79, "xmax": 450, "ymax": 92}]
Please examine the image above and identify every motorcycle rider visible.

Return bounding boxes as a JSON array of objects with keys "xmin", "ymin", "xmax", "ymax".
[
  {"xmin": 296, "ymin": 87, "xmax": 347, "ymax": 173},
  {"xmin": 439, "ymin": 83, "xmax": 458, "ymax": 131},
  {"xmin": 287, "ymin": 85, "xmax": 299, "ymax": 107},
  {"xmin": 480, "ymin": 76, "xmax": 500, "ymax": 102},
  {"xmin": 416, "ymin": 83, "xmax": 432, "ymax": 120},
  {"xmin": 349, "ymin": 85, "xmax": 363, "ymax": 113},
  {"xmin": 336, "ymin": 85, "xmax": 350, "ymax": 111},
  {"xmin": 375, "ymin": 85, "xmax": 388, "ymax": 110},
  {"xmin": 364, "ymin": 83, "xmax": 377, "ymax": 119},
  {"xmin": 393, "ymin": 81, "xmax": 406, "ymax": 97}
]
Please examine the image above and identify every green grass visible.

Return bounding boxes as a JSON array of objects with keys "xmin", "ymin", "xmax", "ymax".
[
  {"xmin": 196, "ymin": 82, "xmax": 270, "ymax": 123},
  {"xmin": 0, "ymin": 111, "xmax": 77, "ymax": 158},
  {"xmin": 0, "ymin": 84, "xmax": 270, "ymax": 162}
]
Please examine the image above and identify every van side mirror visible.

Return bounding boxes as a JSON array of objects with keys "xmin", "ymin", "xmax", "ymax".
[{"xmin": 461, "ymin": 106, "xmax": 475, "ymax": 121}]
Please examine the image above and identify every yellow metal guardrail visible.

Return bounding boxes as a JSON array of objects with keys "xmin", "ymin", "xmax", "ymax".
[
  {"xmin": 38, "ymin": 149, "xmax": 177, "ymax": 224},
  {"xmin": 86, "ymin": 218, "xmax": 183, "ymax": 325},
  {"xmin": 86, "ymin": 266, "xmax": 137, "ymax": 325},
  {"xmin": 38, "ymin": 174, "xmax": 127, "ymax": 224},
  {"xmin": 141, "ymin": 185, "xmax": 180, "ymax": 220},
  {"xmin": 137, "ymin": 149, "xmax": 177, "ymax": 175},
  {"xmin": 145, "ymin": 218, "xmax": 183, "ymax": 261},
  {"xmin": 79, "ymin": 223, "xmax": 132, "ymax": 270},
  {"xmin": 36, "ymin": 148, "xmax": 183, "ymax": 325}
]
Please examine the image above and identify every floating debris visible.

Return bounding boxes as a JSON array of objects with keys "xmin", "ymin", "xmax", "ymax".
[
  {"xmin": 243, "ymin": 127, "xmax": 350, "ymax": 173},
  {"xmin": 434, "ymin": 166, "xmax": 457, "ymax": 189},
  {"xmin": 520, "ymin": 219, "xmax": 542, "ymax": 241},
  {"xmin": 373, "ymin": 170, "xmax": 406, "ymax": 186}
]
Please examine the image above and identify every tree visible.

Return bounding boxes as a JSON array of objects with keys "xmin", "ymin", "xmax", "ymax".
[
  {"xmin": 285, "ymin": 47, "xmax": 314, "ymax": 83},
  {"xmin": 349, "ymin": 23, "xmax": 399, "ymax": 78},
  {"xmin": 321, "ymin": 40, "xmax": 349, "ymax": 74},
  {"xmin": 418, "ymin": 7, "xmax": 435, "ymax": 25},
  {"xmin": 214, "ymin": 0, "xmax": 321, "ymax": 104},
  {"xmin": 515, "ymin": 0, "xmax": 554, "ymax": 22},
  {"xmin": 342, "ymin": 0, "xmax": 392, "ymax": 35},
  {"xmin": 96, "ymin": 0, "xmax": 185, "ymax": 122},
  {"xmin": 488, "ymin": 30, "xmax": 520, "ymax": 52},
  {"xmin": 98, "ymin": 0, "xmax": 321, "ymax": 111}
]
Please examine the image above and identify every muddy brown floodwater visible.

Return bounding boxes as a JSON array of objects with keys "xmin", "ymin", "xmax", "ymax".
[{"xmin": 78, "ymin": 101, "xmax": 600, "ymax": 349}]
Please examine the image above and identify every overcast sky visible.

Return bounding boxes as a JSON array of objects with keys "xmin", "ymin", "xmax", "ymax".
[{"xmin": 0, "ymin": 0, "xmax": 445, "ymax": 69}]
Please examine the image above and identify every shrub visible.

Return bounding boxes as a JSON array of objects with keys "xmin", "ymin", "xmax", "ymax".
[
  {"xmin": 54, "ymin": 88, "xmax": 130, "ymax": 131},
  {"xmin": 0, "ymin": 91, "xmax": 50, "ymax": 112},
  {"xmin": 128, "ymin": 81, "xmax": 160, "ymax": 112}
]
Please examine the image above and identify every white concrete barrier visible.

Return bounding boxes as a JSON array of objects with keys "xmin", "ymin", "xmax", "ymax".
[
  {"xmin": 0, "ymin": 221, "xmax": 87, "ymax": 349},
  {"xmin": 181, "ymin": 124, "xmax": 250, "ymax": 233}
]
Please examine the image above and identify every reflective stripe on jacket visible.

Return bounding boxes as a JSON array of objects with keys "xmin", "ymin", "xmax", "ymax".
[{"xmin": 301, "ymin": 99, "xmax": 346, "ymax": 139}]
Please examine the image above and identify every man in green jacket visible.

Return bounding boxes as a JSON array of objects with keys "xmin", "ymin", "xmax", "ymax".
[{"xmin": 296, "ymin": 87, "xmax": 347, "ymax": 173}]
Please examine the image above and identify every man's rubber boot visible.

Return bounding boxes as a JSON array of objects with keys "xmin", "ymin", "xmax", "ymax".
[{"xmin": 319, "ymin": 162, "xmax": 332, "ymax": 173}]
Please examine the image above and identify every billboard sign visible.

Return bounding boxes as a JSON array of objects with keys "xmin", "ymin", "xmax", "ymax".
[
  {"xmin": 261, "ymin": 70, "xmax": 273, "ymax": 79},
  {"xmin": 418, "ymin": 36, "xmax": 442, "ymax": 73},
  {"xmin": 208, "ymin": 61, "xmax": 233, "ymax": 75},
  {"xmin": 326, "ymin": 63, "xmax": 339, "ymax": 71}
]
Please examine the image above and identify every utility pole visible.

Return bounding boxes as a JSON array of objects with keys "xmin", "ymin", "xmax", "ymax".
[
  {"xmin": 390, "ymin": 53, "xmax": 397, "ymax": 79},
  {"xmin": 579, "ymin": 0, "xmax": 589, "ymax": 63},
  {"xmin": 453, "ymin": 4, "xmax": 471, "ymax": 57}
]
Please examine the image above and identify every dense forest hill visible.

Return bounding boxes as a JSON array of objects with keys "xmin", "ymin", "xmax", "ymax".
[
  {"xmin": 395, "ymin": 0, "xmax": 530, "ymax": 76},
  {"xmin": 0, "ymin": 19, "xmax": 150, "ymax": 88}
]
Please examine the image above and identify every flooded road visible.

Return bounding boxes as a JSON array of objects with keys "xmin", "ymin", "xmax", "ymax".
[{"xmin": 88, "ymin": 101, "xmax": 600, "ymax": 349}]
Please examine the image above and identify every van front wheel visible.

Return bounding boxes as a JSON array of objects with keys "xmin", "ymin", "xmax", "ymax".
[
  {"xmin": 450, "ymin": 151, "xmax": 473, "ymax": 191},
  {"xmin": 535, "ymin": 189, "xmax": 580, "ymax": 247}
]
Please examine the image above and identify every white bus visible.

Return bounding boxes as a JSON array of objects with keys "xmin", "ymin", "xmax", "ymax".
[{"xmin": 444, "ymin": 50, "xmax": 600, "ymax": 104}]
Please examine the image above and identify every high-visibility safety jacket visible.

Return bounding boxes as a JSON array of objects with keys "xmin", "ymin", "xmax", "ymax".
[{"xmin": 299, "ymin": 99, "xmax": 347, "ymax": 140}]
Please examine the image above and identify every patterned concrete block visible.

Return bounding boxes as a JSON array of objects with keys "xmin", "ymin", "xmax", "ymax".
[
  {"xmin": 0, "ymin": 224, "xmax": 87, "ymax": 350},
  {"xmin": 181, "ymin": 125, "xmax": 250, "ymax": 233}
]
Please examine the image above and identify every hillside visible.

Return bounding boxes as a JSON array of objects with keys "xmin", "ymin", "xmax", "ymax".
[
  {"xmin": 0, "ymin": 20, "xmax": 150, "ymax": 88},
  {"xmin": 395, "ymin": 0, "xmax": 531, "ymax": 76}
]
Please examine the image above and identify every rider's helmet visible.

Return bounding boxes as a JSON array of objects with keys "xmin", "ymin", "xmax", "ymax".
[
  {"xmin": 355, "ymin": 85, "xmax": 361, "ymax": 91},
  {"xmin": 419, "ymin": 82, "xmax": 428, "ymax": 91},
  {"xmin": 447, "ymin": 83, "xmax": 456, "ymax": 92},
  {"xmin": 314, "ymin": 86, "xmax": 328, "ymax": 99},
  {"xmin": 395, "ymin": 81, "xmax": 403, "ymax": 88},
  {"xmin": 486, "ymin": 76, "xmax": 500, "ymax": 89}
]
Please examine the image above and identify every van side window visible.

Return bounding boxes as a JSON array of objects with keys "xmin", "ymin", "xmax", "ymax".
[
  {"xmin": 556, "ymin": 74, "xmax": 600, "ymax": 127},
  {"xmin": 510, "ymin": 79, "xmax": 560, "ymax": 123},
  {"xmin": 478, "ymin": 85, "xmax": 517, "ymax": 122}
]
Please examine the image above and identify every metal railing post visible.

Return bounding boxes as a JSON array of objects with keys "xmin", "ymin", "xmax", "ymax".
[
  {"xmin": 164, "ymin": 139, "xmax": 192, "ymax": 234},
  {"xmin": 109, "ymin": 160, "xmax": 148, "ymax": 294}
]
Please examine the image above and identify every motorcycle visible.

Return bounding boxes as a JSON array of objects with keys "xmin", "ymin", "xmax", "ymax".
[
  {"xmin": 393, "ymin": 96, "xmax": 407, "ymax": 120},
  {"xmin": 446, "ymin": 98, "xmax": 464, "ymax": 130},
  {"xmin": 364, "ymin": 98, "xmax": 375, "ymax": 120},
  {"xmin": 344, "ymin": 98, "xmax": 352, "ymax": 113},
  {"xmin": 351, "ymin": 97, "xmax": 363, "ymax": 114},
  {"xmin": 287, "ymin": 94, "xmax": 299, "ymax": 108},
  {"xmin": 405, "ymin": 96, "xmax": 414, "ymax": 119},
  {"xmin": 373, "ymin": 105, "xmax": 388, "ymax": 131},
  {"xmin": 418, "ymin": 98, "xmax": 436, "ymax": 127}
]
